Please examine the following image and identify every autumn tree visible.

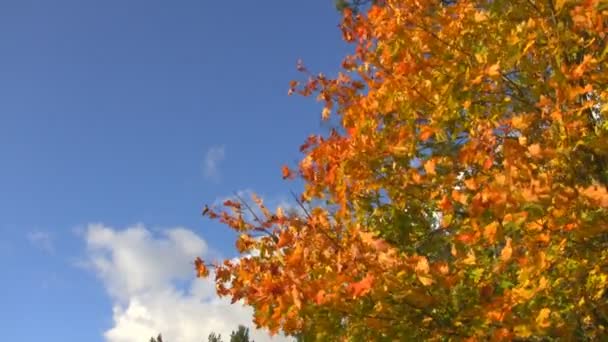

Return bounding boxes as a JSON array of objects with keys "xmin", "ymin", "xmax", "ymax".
[{"xmin": 198, "ymin": 0, "xmax": 608, "ymax": 340}]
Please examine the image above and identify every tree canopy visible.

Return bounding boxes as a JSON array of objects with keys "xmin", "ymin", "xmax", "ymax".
[{"xmin": 198, "ymin": 0, "xmax": 608, "ymax": 340}]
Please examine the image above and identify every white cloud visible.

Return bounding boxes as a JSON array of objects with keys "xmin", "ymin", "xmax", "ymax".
[
  {"xmin": 203, "ymin": 146, "xmax": 225, "ymax": 181},
  {"xmin": 27, "ymin": 230, "xmax": 54, "ymax": 253},
  {"xmin": 83, "ymin": 223, "xmax": 289, "ymax": 342}
]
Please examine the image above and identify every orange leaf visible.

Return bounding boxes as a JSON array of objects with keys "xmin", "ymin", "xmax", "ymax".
[
  {"xmin": 493, "ymin": 328, "xmax": 512, "ymax": 341},
  {"xmin": 436, "ymin": 262, "xmax": 449, "ymax": 275},
  {"xmin": 277, "ymin": 230, "xmax": 294, "ymax": 248},
  {"xmin": 456, "ymin": 232, "xmax": 477, "ymax": 244},
  {"xmin": 315, "ymin": 289, "xmax": 327, "ymax": 305},
  {"xmin": 439, "ymin": 194, "xmax": 453, "ymax": 211},
  {"xmin": 424, "ymin": 159, "xmax": 437, "ymax": 175},
  {"xmin": 194, "ymin": 257, "xmax": 209, "ymax": 278},
  {"xmin": 286, "ymin": 245, "xmax": 303, "ymax": 266},
  {"xmin": 483, "ymin": 157, "xmax": 493, "ymax": 170},
  {"xmin": 420, "ymin": 126, "xmax": 434, "ymax": 141},
  {"xmin": 282, "ymin": 165, "xmax": 294, "ymax": 180},
  {"xmin": 500, "ymin": 238, "xmax": 513, "ymax": 262},
  {"xmin": 474, "ymin": 11, "xmax": 488, "ymax": 22},
  {"xmin": 291, "ymin": 286, "xmax": 302, "ymax": 309},
  {"xmin": 527, "ymin": 144, "xmax": 542, "ymax": 158},
  {"xmin": 452, "ymin": 189, "xmax": 467, "ymax": 205},
  {"xmin": 349, "ymin": 274, "xmax": 374, "ymax": 297},
  {"xmin": 464, "ymin": 178, "xmax": 478, "ymax": 191},
  {"xmin": 578, "ymin": 185, "xmax": 608, "ymax": 207},
  {"xmin": 483, "ymin": 221, "xmax": 499, "ymax": 244}
]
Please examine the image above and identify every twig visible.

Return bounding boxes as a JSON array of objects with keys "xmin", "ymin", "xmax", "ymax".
[
  {"xmin": 289, "ymin": 190, "xmax": 341, "ymax": 249},
  {"xmin": 233, "ymin": 191, "xmax": 278, "ymax": 241}
]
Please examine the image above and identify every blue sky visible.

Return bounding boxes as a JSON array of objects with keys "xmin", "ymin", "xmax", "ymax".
[{"xmin": 0, "ymin": 1, "xmax": 348, "ymax": 340}]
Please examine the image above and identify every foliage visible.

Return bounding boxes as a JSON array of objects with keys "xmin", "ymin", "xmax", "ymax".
[{"xmin": 199, "ymin": 0, "xmax": 608, "ymax": 340}]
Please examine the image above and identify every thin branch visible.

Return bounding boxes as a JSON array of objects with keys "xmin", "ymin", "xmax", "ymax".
[
  {"xmin": 233, "ymin": 191, "xmax": 278, "ymax": 241},
  {"xmin": 234, "ymin": 191, "xmax": 263, "ymax": 223},
  {"xmin": 290, "ymin": 190, "xmax": 314, "ymax": 220},
  {"xmin": 290, "ymin": 190, "xmax": 341, "ymax": 249}
]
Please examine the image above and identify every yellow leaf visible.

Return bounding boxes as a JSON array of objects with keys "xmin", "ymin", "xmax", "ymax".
[
  {"xmin": 442, "ymin": 213, "xmax": 453, "ymax": 228},
  {"xmin": 486, "ymin": 63, "xmax": 500, "ymax": 77},
  {"xmin": 514, "ymin": 325, "xmax": 532, "ymax": 338},
  {"xmin": 463, "ymin": 249, "xmax": 476, "ymax": 265},
  {"xmin": 322, "ymin": 107, "xmax": 331, "ymax": 120},
  {"xmin": 471, "ymin": 74, "xmax": 484, "ymax": 85},
  {"xmin": 415, "ymin": 256, "xmax": 430, "ymax": 274},
  {"xmin": 518, "ymin": 136, "xmax": 527, "ymax": 146},
  {"xmin": 538, "ymin": 276, "xmax": 548, "ymax": 291},
  {"xmin": 474, "ymin": 11, "xmax": 488, "ymax": 22},
  {"xmin": 536, "ymin": 308, "xmax": 551, "ymax": 328},
  {"xmin": 511, "ymin": 115, "xmax": 528, "ymax": 129},
  {"xmin": 276, "ymin": 206, "xmax": 284, "ymax": 219},
  {"xmin": 418, "ymin": 275, "xmax": 434, "ymax": 286}
]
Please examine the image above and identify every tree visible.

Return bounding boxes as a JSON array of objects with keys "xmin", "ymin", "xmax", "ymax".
[
  {"xmin": 149, "ymin": 325, "xmax": 252, "ymax": 342},
  {"xmin": 198, "ymin": 0, "xmax": 608, "ymax": 340},
  {"xmin": 150, "ymin": 334, "xmax": 164, "ymax": 342},
  {"xmin": 230, "ymin": 325, "xmax": 253, "ymax": 342},
  {"xmin": 208, "ymin": 332, "xmax": 223, "ymax": 342}
]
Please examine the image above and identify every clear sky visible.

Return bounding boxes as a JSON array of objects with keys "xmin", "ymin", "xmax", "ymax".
[{"xmin": 0, "ymin": 1, "xmax": 348, "ymax": 341}]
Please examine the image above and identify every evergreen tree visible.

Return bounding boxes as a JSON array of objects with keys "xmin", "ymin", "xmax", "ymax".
[
  {"xmin": 229, "ymin": 325, "xmax": 252, "ymax": 342},
  {"xmin": 149, "ymin": 334, "xmax": 164, "ymax": 342},
  {"xmin": 207, "ymin": 331, "xmax": 223, "ymax": 342}
]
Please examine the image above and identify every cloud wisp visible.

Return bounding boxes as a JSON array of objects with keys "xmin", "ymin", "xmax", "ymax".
[
  {"xmin": 27, "ymin": 231, "xmax": 54, "ymax": 253},
  {"xmin": 203, "ymin": 146, "xmax": 225, "ymax": 181}
]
